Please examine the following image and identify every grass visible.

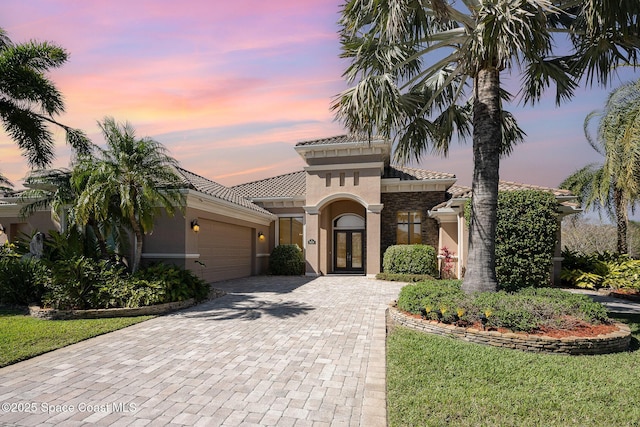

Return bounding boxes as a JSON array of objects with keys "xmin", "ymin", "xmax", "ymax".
[
  {"xmin": 0, "ymin": 308, "xmax": 153, "ymax": 368},
  {"xmin": 387, "ymin": 313, "xmax": 640, "ymax": 427}
]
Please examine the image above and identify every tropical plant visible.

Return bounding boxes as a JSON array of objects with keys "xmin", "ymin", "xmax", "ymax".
[
  {"xmin": 45, "ymin": 256, "xmax": 107, "ymax": 310},
  {"xmin": 20, "ymin": 168, "xmax": 127, "ymax": 258},
  {"xmin": 0, "ymin": 28, "xmax": 89, "ymax": 169},
  {"xmin": 72, "ymin": 117, "xmax": 185, "ymax": 272},
  {"xmin": 333, "ymin": 0, "xmax": 640, "ymax": 293},
  {"xmin": 561, "ymin": 248, "xmax": 640, "ymax": 290},
  {"xmin": 560, "ymin": 79, "xmax": 640, "ymax": 254},
  {"xmin": 0, "ymin": 256, "xmax": 50, "ymax": 305},
  {"xmin": 135, "ymin": 263, "xmax": 210, "ymax": 302}
]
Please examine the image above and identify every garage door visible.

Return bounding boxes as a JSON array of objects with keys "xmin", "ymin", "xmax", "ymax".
[{"xmin": 197, "ymin": 219, "xmax": 252, "ymax": 282}]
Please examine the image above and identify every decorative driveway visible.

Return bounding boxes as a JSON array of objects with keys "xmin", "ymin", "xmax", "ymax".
[{"xmin": 0, "ymin": 276, "xmax": 404, "ymax": 426}]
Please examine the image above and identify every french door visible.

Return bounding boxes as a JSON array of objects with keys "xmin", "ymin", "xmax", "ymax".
[{"xmin": 334, "ymin": 230, "xmax": 364, "ymax": 273}]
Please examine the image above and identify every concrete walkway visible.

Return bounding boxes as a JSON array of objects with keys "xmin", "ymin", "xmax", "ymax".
[
  {"xmin": 566, "ymin": 288, "xmax": 640, "ymax": 315},
  {"xmin": 0, "ymin": 276, "xmax": 404, "ymax": 426}
]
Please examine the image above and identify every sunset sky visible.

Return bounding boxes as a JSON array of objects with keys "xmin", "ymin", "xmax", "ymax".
[{"xmin": 3, "ymin": 0, "xmax": 639, "ymax": 190}]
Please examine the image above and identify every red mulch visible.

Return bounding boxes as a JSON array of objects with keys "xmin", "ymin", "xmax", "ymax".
[{"xmin": 402, "ymin": 311, "xmax": 618, "ymax": 338}]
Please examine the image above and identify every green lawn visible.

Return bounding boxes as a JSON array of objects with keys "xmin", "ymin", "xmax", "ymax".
[
  {"xmin": 387, "ymin": 313, "xmax": 640, "ymax": 427},
  {"xmin": 0, "ymin": 308, "xmax": 153, "ymax": 368}
]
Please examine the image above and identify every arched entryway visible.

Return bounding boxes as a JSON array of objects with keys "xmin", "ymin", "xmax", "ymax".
[
  {"xmin": 333, "ymin": 214, "xmax": 365, "ymax": 273},
  {"xmin": 304, "ymin": 194, "xmax": 382, "ymax": 277}
]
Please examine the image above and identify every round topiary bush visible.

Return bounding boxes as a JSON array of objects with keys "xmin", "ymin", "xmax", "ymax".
[
  {"xmin": 269, "ymin": 244, "xmax": 305, "ymax": 275},
  {"xmin": 383, "ymin": 245, "xmax": 438, "ymax": 276}
]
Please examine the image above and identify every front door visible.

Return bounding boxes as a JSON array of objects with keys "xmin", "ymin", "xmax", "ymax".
[{"xmin": 334, "ymin": 230, "xmax": 364, "ymax": 273}]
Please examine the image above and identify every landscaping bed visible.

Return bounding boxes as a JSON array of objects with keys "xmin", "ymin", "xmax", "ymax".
[
  {"xmin": 389, "ymin": 305, "xmax": 631, "ymax": 355},
  {"xmin": 392, "ymin": 280, "xmax": 631, "ymax": 354},
  {"xmin": 27, "ymin": 287, "xmax": 226, "ymax": 320}
]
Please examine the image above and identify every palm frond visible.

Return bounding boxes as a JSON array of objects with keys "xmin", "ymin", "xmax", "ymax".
[{"xmin": 0, "ymin": 97, "xmax": 55, "ymax": 168}]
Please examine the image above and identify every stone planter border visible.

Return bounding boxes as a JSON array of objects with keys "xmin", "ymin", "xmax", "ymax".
[
  {"xmin": 29, "ymin": 299, "xmax": 196, "ymax": 320},
  {"xmin": 387, "ymin": 304, "xmax": 632, "ymax": 355}
]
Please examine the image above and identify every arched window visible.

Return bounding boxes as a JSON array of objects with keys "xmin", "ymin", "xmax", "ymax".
[{"xmin": 334, "ymin": 214, "xmax": 365, "ymax": 229}]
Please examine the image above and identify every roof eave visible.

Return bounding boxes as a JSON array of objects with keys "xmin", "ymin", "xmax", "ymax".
[{"xmin": 185, "ymin": 190, "xmax": 275, "ymax": 224}]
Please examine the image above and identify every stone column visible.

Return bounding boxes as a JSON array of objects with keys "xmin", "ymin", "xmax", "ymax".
[
  {"xmin": 366, "ymin": 204, "xmax": 383, "ymax": 278},
  {"xmin": 304, "ymin": 207, "xmax": 320, "ymax": 276}
]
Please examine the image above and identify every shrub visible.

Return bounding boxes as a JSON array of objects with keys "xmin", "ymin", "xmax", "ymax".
[
  {"xmin": 135, "ymin": 263, "xmax": 210, "ymax": 303},
  {"xmin": 97, "ymin": 276, "xmax": 165, "ymax": 308},
  {"xmin": 269, "ymin": 244, "xmax": 305, "ymax": 275},
  {"xmin": 396, "ymin": 280, "xmax": 463, "ymax": 315},
  {"xmin": 560, "ymin": 249, "xmax": 640, "ymax": 290},
  {"xmin": 375, "ymin": 272, "xmax": 435, "ymax": 282},
  {"xmin": 466, "ymin": 191, "xmax": 559, "ymax": 291},
  {"xmin": 0, "ymin": 256, "xmax": 50, "ymax": 305},
  {"xmin": 44, "ymin": 256, "xmax": 122, "ymax": 310},
  {"xmin": 383, "ymin": 245, "xmax": 438, "ymax": 276},
  {"xmin": 43, "ymin": 259, "xmax": 210, "ymax": 310}
]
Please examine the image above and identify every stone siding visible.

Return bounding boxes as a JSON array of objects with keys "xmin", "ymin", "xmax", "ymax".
[
  {"xmin": 380, "ymin": 191, "xmax": 448, "ymax": 257},
  {"xmin": 388, "ymin": 305, "xmax": 631, "ymax": 355}
]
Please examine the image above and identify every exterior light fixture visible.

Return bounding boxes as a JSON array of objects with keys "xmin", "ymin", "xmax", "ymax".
[
  {"xmin": 258, "ymin": 231, "xmax": 265, "ymax": 241},
  {"xmin": 191, "ymin": 220, "xmax": 200, "ymax": 233},
  {"xmin": 0, "ymin": 224, "xmax": 4, "ymax": 235}
]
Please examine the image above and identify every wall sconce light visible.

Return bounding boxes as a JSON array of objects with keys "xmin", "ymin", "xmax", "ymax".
[
  {"xmin": 258, "ymin": 231, "xmax": 265, "ymax": 241},
  {"xmin": 191, "ymin": 219, "xmax": 200, "ymax": 233},
  {"xmin": 0, "ymin": 224, "xmax": 4, "ymax": 235}
]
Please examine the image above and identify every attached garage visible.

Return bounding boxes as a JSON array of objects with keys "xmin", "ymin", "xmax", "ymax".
[{"xmin": 197, "ymin": 219, "xmax": 253, "ymax": 282}]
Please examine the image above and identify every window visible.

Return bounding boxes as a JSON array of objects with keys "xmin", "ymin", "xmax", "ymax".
[
  {"xmin": 339, "ymin": 172, "xmax": 345, "ymax": 186},
  {"xmin": 279, "ymin": 217, "xmax": 304, "ymax": 248},
  {"xmin": 397, "ymin": 211, "xmax": 422, "ymax": 244},
  {"xmin": 326, "ymin": 173, "xmax": 331, "ymax": 187},
  {"xmin": 353, "ymin": 171, "xmax": 359, "ymax": 186}
]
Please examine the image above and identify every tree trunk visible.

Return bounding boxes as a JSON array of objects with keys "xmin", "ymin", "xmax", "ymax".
[
  {"xmin": 462, "ymin": 67, "xmax": 502, "ymax": 294},
  {"xmin": 614, "ymin": 187, "xmax": 628, "ymax": 254},
  {"xmin": 130, "ymin": 214, "xmax": 143, "ymax": 273},
  {"xmin": 87, "ymin": 217, "xmax": 109, "ymax": 259}
]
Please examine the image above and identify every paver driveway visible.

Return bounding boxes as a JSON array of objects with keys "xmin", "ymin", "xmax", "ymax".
[{"xmin": 0, "ymin": 276, "xmax": 404, "ymax": 426}]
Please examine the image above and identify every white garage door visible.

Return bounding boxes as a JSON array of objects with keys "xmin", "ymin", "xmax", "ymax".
[{"xmin": 197, "ymin": 219, "xmax": 252, "ymax": 282}]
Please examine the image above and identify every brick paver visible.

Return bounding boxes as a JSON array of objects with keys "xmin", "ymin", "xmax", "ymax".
[{"xmin": 0, "ymin": 276, "xmax": 403, "ymax": 426}]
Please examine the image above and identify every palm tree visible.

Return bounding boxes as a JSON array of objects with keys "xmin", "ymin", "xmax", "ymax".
[
  {"xmin": 19, "ymin": 168, "xmax": 116, "ymax": 257},
  {"xmin": 561, "ymin": 79, "xmax": 640, "ymax": 254},
  {"xmin": 333, "ymin": 0, "xmax": 640, "ymax": 293},
  {"xmin": 72, "ymin": 118, "xmax": 185, "ymax": 272},
  {"xmin": 0, "ymin": 28, "xmax": 89, "ymax": 168}
]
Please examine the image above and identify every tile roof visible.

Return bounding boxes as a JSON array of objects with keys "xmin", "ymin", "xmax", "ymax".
[
  {"xmin": 232, "ymin": 171, "xmax": 306, "ymax": 199},
  {"xmin": 448, "ymin": 181, "xmax": 573, "ymax": 199},
  {"xmin": 432, "ymin": 181, "xmax": 577, "ymax": 210},
  {"xmin": 232, "ymin": 165, "xmax": 457, "ymax": 200},
  {"xmin": 295, "ymin": 134, "xmax": 385, "ymax": 147},
  {"xmin": 175, "ymin": 167, "xmax": 273, "ymax": 216},
  {"xmin": 384, "ymin": 165, "xmax": 456, "ymax": 181}
]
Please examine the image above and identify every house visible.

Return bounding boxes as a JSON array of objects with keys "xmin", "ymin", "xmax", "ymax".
[{"xmin": 0, "ymin": 135, "xmax": 580, "ymax": 283}]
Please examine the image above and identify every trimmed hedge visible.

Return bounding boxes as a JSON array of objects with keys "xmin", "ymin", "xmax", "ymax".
[
  {"xmin": 269, "ymin": 244, "xmax": 305, "ymax": 275},
  {"xmin": 466, "ymin": 190, "xmax": 559, "ymax": 291},
  {"xmin": 383, "ymin": 245, "xmax": 438, "ymax": 276}
]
